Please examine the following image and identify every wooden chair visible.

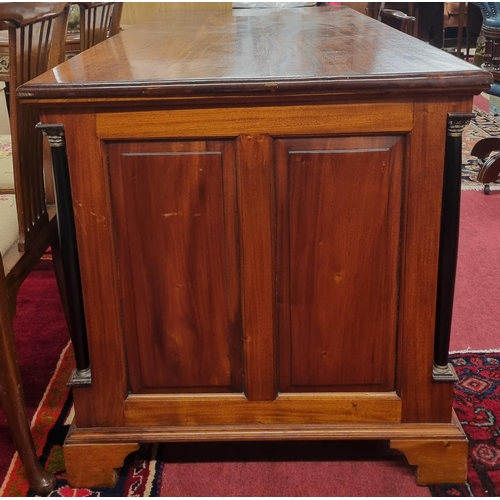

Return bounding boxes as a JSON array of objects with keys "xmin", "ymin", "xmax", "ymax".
[
  {"xmin": 367, "ymin": 3, "xmax": 416, "ymax": 37},
  {"xmin": 77, "ymin": 2, "xmax": 123, "ymax": 51},
  {"xmin": 470, "ymin": 137, "xmax": 500, "ymax": 194},
  {"xmin": 379, "ymin": 8, "xmax": 416, "ymax": 36},
  {"xmin": 0, "ymin": 2, "xmax": 70, "ymax": 494}
]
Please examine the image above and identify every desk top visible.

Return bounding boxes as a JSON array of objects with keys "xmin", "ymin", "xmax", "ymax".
[{"xmin": 18, "ymin": 6, "xmax": 492, "ymax": 104}]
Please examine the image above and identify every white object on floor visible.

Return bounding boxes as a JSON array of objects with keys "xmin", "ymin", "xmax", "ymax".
[
  {"xmin": 0, "ymin": 134, "xmax": 13, "ymax": 191},
  {"xmin": 0, "ymin": 193, "xmax": 18, "ymax": 256},
  {"xmin": 0, "ymin": 82, "xmax": 9, "ymax": 135}
]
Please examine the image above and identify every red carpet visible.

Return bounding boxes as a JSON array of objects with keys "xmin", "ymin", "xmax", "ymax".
[
  {"xmin": 473, "ymin": 93, "xmax": 490, "ymax": 113},
  {"xmin": 451, "ymin": 190, "xmax": 500, "ymax": 352},
  {"xmin": 0, "ymin": 260, "xmax": 70, "ymax": 479},
  {"xmin": 156, "ymin": 442, "xmax": 426, "ymax": 496}
]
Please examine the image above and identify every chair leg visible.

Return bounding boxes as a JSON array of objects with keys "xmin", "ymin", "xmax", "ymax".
[{"xmin": 0, "ymin": 287, "xmax": 56, "ymax": 495}]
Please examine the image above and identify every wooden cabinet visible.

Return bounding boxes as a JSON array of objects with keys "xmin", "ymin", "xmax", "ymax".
[{"xmin": 19, "ymin": 6, "xmax": 492, "ymax": 488}]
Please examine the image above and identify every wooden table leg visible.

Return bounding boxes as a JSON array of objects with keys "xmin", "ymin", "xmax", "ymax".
[
  {"xmin": 64, "ymin": 442, "xmax": 139, "ymax": 488},
  {"xmin": 391, "ymin": 438, "xmax": 468, "ymax": 485}
]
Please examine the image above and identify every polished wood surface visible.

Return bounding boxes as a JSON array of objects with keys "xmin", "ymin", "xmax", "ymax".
[
  {"xmin": 236, "ymin": 134, "xmax": 277, "ymax": 402},
  {"xmin": 19, "ymin": 6, "xmax": 492, "ymax": 489},
  {"xmin": 390, "ymin": 438, "xmax": 469, "ymax": 485},
  {"xmin": 19, "ymin": 7, "xmax": 491, "ymax": 101},
  {"xmin": 276, "ymin": 135, "xmax": 403, "ymax": 392},
  {"xmin": 94, "ymin": 102, "xmax": 413, "ymax": 138},
  {"xmin": 397, "ymin": 100, "xmax": 454, "ymax": 424},
  {"xmin": 109, "ymin": 140, "xmax": 242, "ymax": 394}
]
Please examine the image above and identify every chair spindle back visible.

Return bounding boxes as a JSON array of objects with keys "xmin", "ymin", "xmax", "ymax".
[{"xmin": 0, "ymin": 2, "xmax": 70, "ymax": 252}]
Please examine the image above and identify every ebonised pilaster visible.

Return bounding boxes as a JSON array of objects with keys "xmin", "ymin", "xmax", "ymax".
[
  {"xmin": 433, "ymin": 113, "xmax": 474, "ymax": 381},
  {"xmin": 37, "ymin": 124, "xmax": 91, "ymax": 386}
]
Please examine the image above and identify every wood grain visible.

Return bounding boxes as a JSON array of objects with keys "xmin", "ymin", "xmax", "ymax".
[
  {"xmin": 95, "ymin": 103, "xmax": 413, "ymax": 139},
  {"xmin": 397, "ymin": 100, "xmax": 456, "ymax": 423},
  {"xmin": 390, "ymin": 439, "xmax": 468, "ymax": 485},
  {"xmin": 237, "ymin": 135, "xmax": 276, "ymax": 401},
  {"xmin": 275, "ymin": 136, "xmax": 403, "ymax": 392},
  {"xmin": 108, "ymin": 140, "xmax": 243, "ymax": 393},
  {"xmin": 123, "ymin": 392, "xmax": 402, "ymax": 426},
  {"xmin": 42, "ymin": 110, "xmax": 129, "ymax": 428},
  {"xmin": 18, "ymin": 7, "xmax": 492, "ymax": 101},
  {"xmin": 66, "ymin": 409, "xmax": 467, "ymax": 444},
  {"xmin": 64, "ymin": 442, "xmax": 139, "ymax": 488}
]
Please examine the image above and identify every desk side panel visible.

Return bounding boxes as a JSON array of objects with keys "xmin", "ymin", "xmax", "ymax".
[{"xmin": 107, "ymin": 140, "xmax": 243, "ymax": 394}]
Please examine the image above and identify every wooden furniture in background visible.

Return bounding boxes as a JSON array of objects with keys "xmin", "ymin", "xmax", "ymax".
[
  {"xmin": 20, "ymin": 6, "xmax": 492, "ymax": 489},
  {"xmin": 0, "ymin": 2, "xmax": 72, "ymax": 495},
  {"xmin": 470, "ymin": 138, "xmax": 500, "ymax": 194},
  {"xmin": 372, "ymin": 3, "xmax": 482, "ymax": 58},
  {"xmin": 76, "ymin": 2, "xmax": 123, "ymax": 51},
  {"xmin": 1, "ymin": 2, "xmax": 123, "ymax": 82},
  {"xmin": 367, "ymin": 3, "xmax": 417, "ymax": 37},
  {"xmin": 121, "ymin": 2, "xmax": 231, "ymax": 26},
  {"xmin": 476, "ymin": 2, "xmax": 500, "ymax": 83},
  {"xmin": 379, "ymin": 8, "xmax": 416, "ymax": 35}
]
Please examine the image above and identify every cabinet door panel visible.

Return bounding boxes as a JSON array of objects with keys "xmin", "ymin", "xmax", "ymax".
[
  {"xmin": 276, "ymin": 136, "xmax": 404, "ymax": 392},
  {"xmin": 108, "ymin": 141, "xmax": 242, "ymax": 394}
]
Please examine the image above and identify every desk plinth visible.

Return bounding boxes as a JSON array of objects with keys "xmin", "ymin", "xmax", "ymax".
[{"xmin": 19, "ymin": 6, "xmax": 492, "ymax": 488}]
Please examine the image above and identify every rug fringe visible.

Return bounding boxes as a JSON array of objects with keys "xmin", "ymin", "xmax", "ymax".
[
  {"xmin": 462, "ymin": 185, "xmax": 500, "ymax": 191},
  {"xmin": 450, "ymin": 348, "xmax": 500, "ymax": 354}
]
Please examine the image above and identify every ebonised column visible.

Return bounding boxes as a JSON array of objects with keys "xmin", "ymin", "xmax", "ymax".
[
  {"xmin": 433, "ymin": 112, "xmax": 474, "ymax": 381},
  {"xmin": 37, "ymin": 124, "xmax": 91, "ymax": 386}
]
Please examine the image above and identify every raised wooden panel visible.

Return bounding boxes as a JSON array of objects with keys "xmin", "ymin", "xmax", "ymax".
[
  {"xmin": 107, "ymin": 141, "xmax": 242, "ymax": 394},
  {"xmin": 276, "ymin": 136, "xmax": 405, "ymax": 392}
]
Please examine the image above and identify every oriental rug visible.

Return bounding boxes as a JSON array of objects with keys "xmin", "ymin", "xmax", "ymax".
[
  {"xmin": 462, "ymin": 107, "xmax": 500, "ymax": 191},
  {"xmin": 2, "ymin": 349, "xmax": 500, "ymax": 496},
  {"xmin": 429, "ymin": 352, "xmax": 500, "ymax": 497}
]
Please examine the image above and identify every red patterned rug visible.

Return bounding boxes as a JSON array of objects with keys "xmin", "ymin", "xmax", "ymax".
[
  {"xmin": 430, "ymin": 352, "xmax": 500, "ymax": 496},
  {"xmin": 2, "ymin": 350, "xmax": 500, "ymax": 496}
]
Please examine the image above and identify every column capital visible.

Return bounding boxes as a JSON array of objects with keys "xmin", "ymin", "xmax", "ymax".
[
  {"xmin": 447, "ymin": 112, "xmax": 474, "ymax": 137},
  {"xmin": 36, "ymin": 123, "xmax": 65, "ymax": 147}
]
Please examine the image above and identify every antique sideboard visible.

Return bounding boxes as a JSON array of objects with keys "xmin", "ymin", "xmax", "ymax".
[{"xmin": 19, "ymin": 6, "xmax": 492, "ymax": 488}]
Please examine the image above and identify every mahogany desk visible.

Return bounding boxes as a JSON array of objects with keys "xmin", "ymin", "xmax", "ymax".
[{"xmin": 19, "ymin": 6, "xmax": 492, "ymax": 488}]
